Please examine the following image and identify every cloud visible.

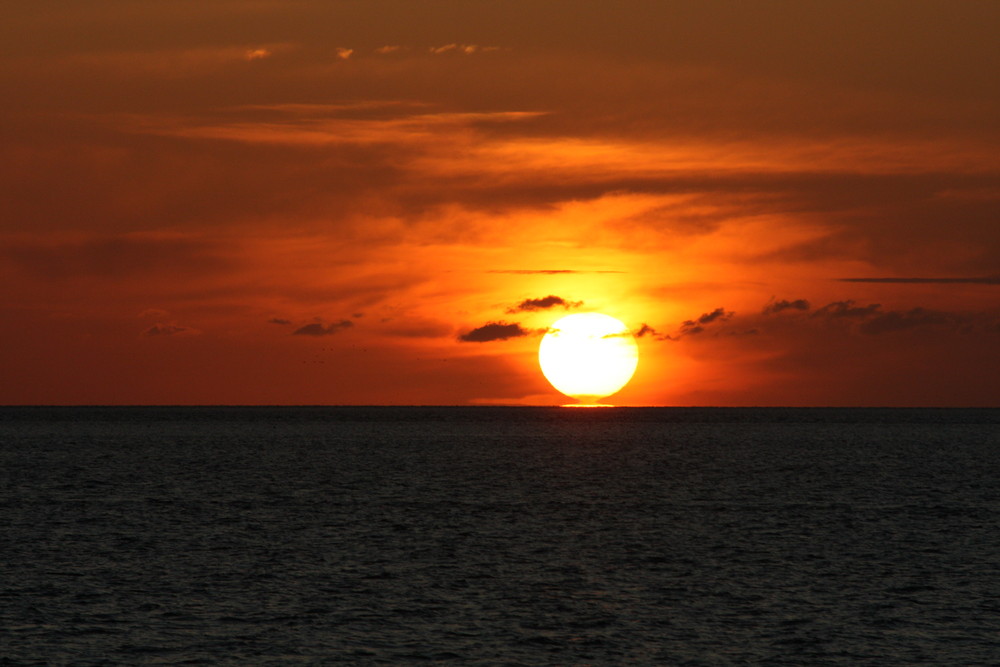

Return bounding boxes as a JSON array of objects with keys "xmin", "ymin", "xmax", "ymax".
[
  {"xmin": 459, "ymin": 321, "xmax": 529, "ymax": 342},
  {"xmin": 763, "ymin": 298, "xmax": 810, "ymax": 314},
  {"xmin": 142, "ymin": 323, "xmax": 197, "ymax": 337},
  {"xmin": 681, "ymin": 307, "xmax": 733, "ymax": 334},
  {"xmin": 244, "ymin": 48, "xmax": 271, "ymax": 61},
  {"xmin": 804, "ymin": 300, "xmax": 999, "ymax": 335},
  {"xmin": 635, "ymin": 323, "xmax": 659, "ymax": 338},
  {"xmin": 335, "ymin": 47, "xmax": 353, "ymax": 60},
  {"xmin": 375, "ymin": 45, "xmax": 404, "ymax": 55},
  {"xmin": 839, "ymin": 276, "xmax": 1000, "ymax": 285},
  {"xmin": 858, "ymin": 307, "xmax": 953, "ymax": 335},
  {"xmin": 671, "ymin": 307, "xmax": 736, "ymax": 336},
  {"xmin": 812, "ymin": 300, "xmax": 882, "ymax": 319},
  {"xmin": 635, "ymin": 323, "xmax": 677, "ymax": 341},
  {"xmin": 697, "ymin": 307, "xmax": 733, "ymax": 325},
  {"xmin": 268, "ymin": 318, "xmax": 291, "ymax": 325},
  {"xmin": 488, "ymin": 269, "xmax": 624, "ymax": 275},
  {"xmin": 506, "ymin": 295, "xmax": 582, "ymax": 313},
  {"xmin": 293, "ymin": 320, "xmax": 353, "ymax": 336},
  {"xmin": 428, "ymin": 44, "xmax": 500, "ymax": 55}
]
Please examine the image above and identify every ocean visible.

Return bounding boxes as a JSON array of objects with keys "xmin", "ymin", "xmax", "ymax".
[{"xmin": 2, "ymin": 407, "xmax": 999, "ymax": 665}]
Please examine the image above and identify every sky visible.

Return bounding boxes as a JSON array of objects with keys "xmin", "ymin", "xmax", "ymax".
[{"xmin": 2, "ymin": 0, "xmax": 998, "ymax": 406}]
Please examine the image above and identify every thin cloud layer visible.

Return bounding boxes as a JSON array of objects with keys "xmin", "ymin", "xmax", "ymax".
[
  {"xmin": 839, "ymin": 277, "xmax": 1000, "ymax": 285},
  {"xmin": 293, "ymin": 320, "xmax": 353, "ymax": 336},
  {"xmin": 764, "ymin": 299, "xmax": 810, "ymax": 315},
  {"xmin": 143, "ymin": 323, "xmax": 197, "ymax": 337}
]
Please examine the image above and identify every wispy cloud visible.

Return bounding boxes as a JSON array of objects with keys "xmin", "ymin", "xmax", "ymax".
[
  {"xmin": 293, "ymin": 320, "xmax": 353, "ymax": 336},
  {"xmin": 429, "ymin": 44, "xmax": 497, "ymax": 55},
  {"xmin": 763, "ymin": 298, "xmax": 810, "ymax": 314},
  {"xmin": 812, "ymin": 301, "xmax": 882, "ymax": 320},
  {"xmin": 681, "ymin": 307, "xmax": 733, "ymax": 334},
  {"xmin": 244, "ymin": 48, "xmax": 271, "ymax": 61},
  {"xmin": 142, "ymin": 323, "xmax": 198, "ymax": 337},
  {"xmin": 839, "ymin": 276, "xmax": 1000, "ymax": 285}
]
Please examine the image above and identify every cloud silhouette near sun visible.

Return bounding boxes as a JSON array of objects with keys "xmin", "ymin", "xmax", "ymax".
[
  {"xmin": 506, "ymin": 295, "xmax": 583, "ymax": 313},
  {"xmin": 459, "ymin": 322, "xmax": 531, "ymax": 342}
]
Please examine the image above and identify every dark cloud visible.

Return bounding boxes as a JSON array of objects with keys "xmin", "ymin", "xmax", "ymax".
[
  {"xmin": 268, "ymin": 318, "xmax": 291, "ymax": 325},
  {"xmin": 763, "ymin": 299, "xmax": 810, "ymax": 315},
  {"xmin": 680, "ymin": 307, "xmax": 733, "ymax": 334},
  {"xmin": 635, "ymin": 323, "xmax": 677, "ymax": 341},
  {"xmin": 839, "ymin": 277, "xmax": 1000, "ymax": 285},
  {"xmin": 808, "ymin": 301, "xmax": 999, "ymax": 336},
  {"xmin": 459, "ymin": 321, "xmax": 529, "ymax": 342},
  {"xmin": 860, "ymin": 308, "xmax": 955, "ymax": 335},
  {"xmin": 635, "ymin": 323, "xmax": 659, "ymax": 338},
  {"xmin": 293, "ymin": 320, "xmax": 353, "ymax": 336},
  {"xmin": 506, "ymin": 295, "xmax": 582, "ymax": 313},
  {"xmin": 698, "ymin": 308, "xmax": 733, "ymax": 325},
  {"xmin": 142, "ymin": 323, "xmax": 195, "ymax": 337},
  {"xmin": 812, "ymin": 300, "xmax": 882, "ymax": 319}
]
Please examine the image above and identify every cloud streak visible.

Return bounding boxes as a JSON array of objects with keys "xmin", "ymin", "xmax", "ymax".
[
  {"xmin": 488, "ymin": 269, "xmax": 625, "ymax": 275},
  {"xmin": 763, "ymin": 299, "xmax": 810, "ymax": 314},
  {"xmin": 839, "ymin": 277, "xmax": 1000, "ymax": 285},
  {"xmin": 142, "ymin": 323, "xmax": 198, "ymax": 337},
  {"xmin": 293, "ymin": 320, "xmax": 353, "ymax": 336}
]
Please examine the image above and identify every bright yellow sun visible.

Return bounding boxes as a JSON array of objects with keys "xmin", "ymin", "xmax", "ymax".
[{"xmin": 538, "ymin": 313, "xmax": 639, "ymax": 404}]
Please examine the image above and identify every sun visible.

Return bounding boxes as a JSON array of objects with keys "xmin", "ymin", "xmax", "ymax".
[{"xmin": 538, "ymin": 313, "xmax": 639, "ymax": 404}]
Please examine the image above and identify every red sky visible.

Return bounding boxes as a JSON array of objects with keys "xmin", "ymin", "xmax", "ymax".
[{"xmin": 2, "ymin": 1, "xmax": 998, "ymax": 406}]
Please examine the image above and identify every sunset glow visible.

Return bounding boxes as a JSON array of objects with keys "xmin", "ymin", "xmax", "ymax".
[{"xmin": 1, "ymin": 2, "xmax": 998, "ymax": 406}]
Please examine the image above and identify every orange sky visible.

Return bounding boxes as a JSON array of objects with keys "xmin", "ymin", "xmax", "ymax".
[{"xmin": 2, "ymin": 1, "xmax": 998, "ymax": 406}]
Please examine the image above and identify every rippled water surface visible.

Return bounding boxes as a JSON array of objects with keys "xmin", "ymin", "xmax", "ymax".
[{"xmin": 2, "ymin": 407, "xmax": 999, "ymax": 665}]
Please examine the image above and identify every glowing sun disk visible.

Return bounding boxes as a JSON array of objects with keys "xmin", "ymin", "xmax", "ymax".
[{"xmin": 538, "ymin": 313, "xmax": 638, "ymax": 404}]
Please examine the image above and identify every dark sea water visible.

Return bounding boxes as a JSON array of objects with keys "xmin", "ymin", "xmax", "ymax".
[{"xmin": 2, "ymin": 407, "xmax": 999, "ymax": 665}]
